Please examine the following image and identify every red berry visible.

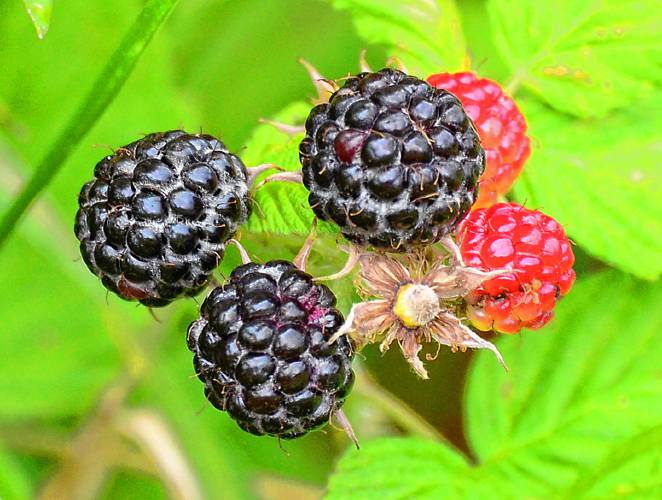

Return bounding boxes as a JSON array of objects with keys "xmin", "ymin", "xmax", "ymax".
[
  {"xmin": 428, "ymin": 72, "xmax": 530, "ymax": 208},
  {"xmin": 457, "ymin": 203, "xmax": 575, "ymax": 334}
]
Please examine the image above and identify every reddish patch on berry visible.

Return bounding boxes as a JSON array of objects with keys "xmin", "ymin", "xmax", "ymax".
[
  {"xmin": 428, "ymin": 72, "xmax": 530, "ymax": 208},
  {"xmin": 334, "ymin": 129, "xmax": 367, "ymax": 163},
  {"xmin": 117, "ymin": 276, "xmax": 149, "ymax": 300},
  {"xmin": 298, "ymin": 288, "xmax": 328, "ymax": 323},
  {"xmin": 458, "ymin": 203, "xmax": 575, "ymax": 334}
]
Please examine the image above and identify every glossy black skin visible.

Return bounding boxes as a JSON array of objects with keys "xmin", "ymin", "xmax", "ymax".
[
  {"xmin": 75, "ymin": 130, "xmax": 251, "ymax": 306},
  {"xmin": 187, "ymin": 260, "xmax": 355, "ymax": 439},
  {"xmin": 299, "ymin": 68, "xmax": 485, "ymax": 251}
]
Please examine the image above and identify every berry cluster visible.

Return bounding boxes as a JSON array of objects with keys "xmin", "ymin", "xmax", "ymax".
[
  {"xmin": 428, "ymin": 72, "xmax": 530, "ymax": 208},
  {"xmin": 72, "ymin": 63, "xmax": 574, "ymax": 440}
]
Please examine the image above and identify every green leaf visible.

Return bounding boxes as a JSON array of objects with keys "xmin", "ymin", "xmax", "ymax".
[
  {"xmin": 0, "ymin": 148, "xmax": 146, "ymax": 419},
  {"xmin": 165, "ymin": 0, "xmax": 368, "ymax": 149},
  {"xmin": 488, "ymin": 0, "xmax": 661, "ymax": 118},
  {"xmin": 513, "ymin": 95, "xmax": 662, "ymax": 280},
  {"xmin": 22, "ymin": 0, "xmax": 52, "ymax": 39},
  {"xmin": 454, "ymin": 0, "xmax": 510, "ymax": 82},
  {"xmin": 242, "ymin": 102, "xmax": 338, "ymax": 235},
  {"xmin": 329, "ymin": 271, "xmax": 662, "ymax": 498},
  {"xmin": 327, "ymin": 438, "xmax": 492, "ymax": 499},
  {"xmin": 565, "ymin": 425, "xmax": 662, "ymax": 498},
  {"xmin": 0, "ymin": 0, "xmax": 180, "ymax": 250},
  {"xmin": 466, "ymin": 271, "xmax": 662, "ymax": 495},
  {"xmin": 330, "ymin": 0, "xmax": 467, "ymax": 75},
  {"xmin": 0, "ymin": 231, "xmax": 133, "ymax": 419},
  {"xmin": 0, "ymin": 450, "xmax": 32, "ymax": 500}
]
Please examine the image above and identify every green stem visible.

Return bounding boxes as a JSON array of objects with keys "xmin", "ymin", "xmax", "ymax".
[
  {"xmin": 354, "ymin": 363, "xmax": 461, "ymax": 453},
  {"xmin": 0, "ymin": 0, "xmax": 180, "ymax": 250}
]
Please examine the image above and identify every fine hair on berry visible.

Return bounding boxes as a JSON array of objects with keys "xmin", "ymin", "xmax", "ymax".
[
  {"xmin": 299, "ymin": 68, "xmax": 485, "ymax": 251},
  {"xmin": 75, "ymin": 130, "xmax": 251, "ymax": 307},
  {"xmin": 187, "ymin": 260, "xmax": 355, "ymax": 439}
]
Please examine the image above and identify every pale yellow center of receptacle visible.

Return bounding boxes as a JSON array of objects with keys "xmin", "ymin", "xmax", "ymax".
[{"xmin": 393, "ymin": 284, "xmax": 441, "ymax": 328}]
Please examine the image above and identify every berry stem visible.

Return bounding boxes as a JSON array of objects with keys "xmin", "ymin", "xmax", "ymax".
[
  {"xmin": 299, "ymin": 58, "xmax": 337, "ymax": 104},
  {"xmin": 257, "ymin": 118, "xmax": 305, "ymax": 136},
  {"xmin": 385, "ymin": 54, "xmax": 408, "ymax": 73},
  {"xmin": 293, "ymin": 219, "xmax": 318, "ymax": 272},
  {"xmin": 353, "ymin": 363, "xmax": 457, "ymax": 448},
  {"xmin": 246, "ymin": 163, "xmax": 282, "ymax": 188},
  {"xmin": 358, "ymin": 49, "xmax": 372, "ymax": 72},
  {"xmin": 229, "ymin": 239, "xmax": 252, "ymax": 265},
  {"xmin": 252, "ymin": 171, "xmax": 303, "ymax": 191},
  {"xmin": 313, "ymin": 244, "xmax": 361, "ymax": 282},
  {"xmin": 333, "ymin": 409, "xmax": 360, "ymax": 450},
  {"xmin": 439, "ymin": 234, "xmax": 465, "ymax": 266},
  {"xmin": 0, "ymin": 0, "xmax": 180, "ymax": 251}
]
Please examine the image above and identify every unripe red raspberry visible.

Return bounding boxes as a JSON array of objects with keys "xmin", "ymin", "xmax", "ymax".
[
  {"xmin": 428, "ymin": 72, "xmax": 530, "ymax": 208},
  {"xmin": 457, "ymin": 203, "xmax": 575, "ymax": 334}
]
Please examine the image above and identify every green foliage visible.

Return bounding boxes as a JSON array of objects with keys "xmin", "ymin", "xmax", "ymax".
[
  {"xmin": 488, "ymin": 0, "xmax": 662, "ymax": 118},
  {"xmin": 514, "ymin": 95, "xmax": 662, "ymax": 280},
  {"xmin": 0, "ymin": 233, "xmax": 124, "ymax": 418},
  {"xmin": 0, "ymin": 0, "xmax": 180, "ymax": 249},
  {"xmin": 0, "ymin": 450, "xmax": 31, "ymax": 500},
  {"xmin": 22, "ymin": 0, "xmax": 52, "ymax": 39},
  {"xmin": 565, "ymin": 426, "xmax": 662, "ymax": 498},
  {"xmin": 242, "ymin": 102, "xmax": 338, "ymax": 235},
  {"xmin": 100, "ymin": 471, "xmax": 166, "ymax": 500},
  {"xmin": 0, "ymin": 0, "xmax": 660, "ymax": 497},
  {"xmin": 466, "ymin": 271, "xmax": 661, "ymax": 493},
  {"xmin": 330, "ymin": 0, "xmax": 467, "ymax": 74},
  {"xmin": 329, "ymin": 271, "xmax": 662, "ymax": 498},
  {"xmin": 328, "ymin": 438, "xmax": 481, "ymax": 499}
]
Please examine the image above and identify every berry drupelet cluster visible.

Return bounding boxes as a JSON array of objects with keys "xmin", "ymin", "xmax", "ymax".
[
  {"xmin": 75, "ymin": 131, "xmax": 251, "ymax": 306},
  {"xmin": 187, "ymin": 260, "xmax": 355, "ymax": 438},
  {"xmin": 428, "ymin": 72, "xmax": 531, "ymax": 208},
  {"xmin": 458, "ymin": 203, "xmax": 575, "ymax": 334},
  {"xmin": 299, "ymin": 68, "xmax": 485, "ymax": 251}
]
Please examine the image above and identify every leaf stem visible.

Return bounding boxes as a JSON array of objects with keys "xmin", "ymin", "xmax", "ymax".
[{"xmin": 0, "ymin": 0, "xmax": 180, "ymax": 250}]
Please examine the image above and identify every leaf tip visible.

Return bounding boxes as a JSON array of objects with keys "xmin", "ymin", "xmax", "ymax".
[{"xmin": 23, "ymin": 0, "xmax": 52, "ymax": 39}]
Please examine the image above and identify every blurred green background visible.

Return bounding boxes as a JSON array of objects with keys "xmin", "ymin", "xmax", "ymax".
[{"xmin": 0, "ymin": 0, "xmax": 660, "ymax": 499}]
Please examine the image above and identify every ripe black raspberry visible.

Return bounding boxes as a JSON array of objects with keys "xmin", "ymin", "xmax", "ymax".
[
  {"xmin": 187, "ymin": 260, "xmax": 355, "ymax": 439},
  {"xmin": 75, "ymin": 130, "xmax": 251, "ymax": 307},
  {"xmin": 299, "ymin": 68, "xmax": 485, "ymax": 251}
]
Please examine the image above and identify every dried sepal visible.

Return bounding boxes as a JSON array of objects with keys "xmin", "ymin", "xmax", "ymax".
[
  {"xmin": 329, "ymin": 300, "xmax": 392, "ymax": 348},
  {"xmin": 356, "ymin": 254, "xmax": 410, "ymax": 299},
  {"xmin": 334, "ymin": 251, "xmax": 509, "ymax": 378},
  {"xmin": 423, "ymin": 262, "xmax": 510, "ymax": 299},
  {"xmin": 430, "ymin": 312, "xmax": 507, "ymax": 370},
  {"xmin": 399, "ymin": 332, "xmax": 428, "ymax": 379}
]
